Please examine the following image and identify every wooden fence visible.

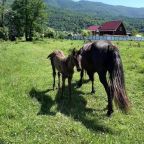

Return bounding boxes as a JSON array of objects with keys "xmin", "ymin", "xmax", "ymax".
[{"xmin": 67, "ymin": 35, "xmax": 144, "ymax": 41}]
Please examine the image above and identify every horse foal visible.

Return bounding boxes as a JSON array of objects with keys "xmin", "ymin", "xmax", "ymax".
[{"xmin": 47, "ymin": 49, "xmax": 81, "ymax": 100}]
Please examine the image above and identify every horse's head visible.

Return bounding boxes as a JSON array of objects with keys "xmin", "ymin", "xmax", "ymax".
[{"xmin": 71, "ymin": 48, "xmax": 82, "ymax": 72}]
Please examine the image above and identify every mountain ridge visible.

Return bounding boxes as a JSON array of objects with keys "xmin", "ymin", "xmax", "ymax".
[{"xmin": 44, "ymin": 0, "xmax": 144, "ymax": 18}]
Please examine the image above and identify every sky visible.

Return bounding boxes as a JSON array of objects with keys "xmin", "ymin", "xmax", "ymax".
[{"xmin": 73, "ymin": 0, "xmax": 144, "ymax": 8}]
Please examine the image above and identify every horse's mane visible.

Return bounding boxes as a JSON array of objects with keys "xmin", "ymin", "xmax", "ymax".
[{"xmin": 47, "ymin": 50, "xmax": 65, "ymax": 60}]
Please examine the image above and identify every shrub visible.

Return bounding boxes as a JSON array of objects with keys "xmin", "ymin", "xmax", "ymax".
[
  {"xmin": 56, "ymin": 31, "xmax": 68, "ymax": 39},
  {"xmin": 0, "ymin": 27, "xmax": 8, "ymax": 40},
  {"xmin": 44, "ymin": 27, "xmax": 56, "ymax": 38},
  {"xmin": 81, "ymin": 29, "xmax": 90, "ymax": 37}
]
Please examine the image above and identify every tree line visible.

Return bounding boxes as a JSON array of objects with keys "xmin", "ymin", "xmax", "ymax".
[
  {"xmin": 0, "ymin": 0, "xmax": 47, "ymax": 41},
  {"xmin": 0, "ymin": 0, "xmax": 144, "ymax": 41}
]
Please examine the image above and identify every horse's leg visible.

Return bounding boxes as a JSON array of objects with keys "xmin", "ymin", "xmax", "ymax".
[
  {"xmin": 52, "ymin": 64, "xmax": 56, "ymax": 90},
  {"xmin": 87, "ymin": 71, "xmax": 95, "ymax": 94},
  {"xmin": 58, "ymin": 72, "xmax": 60, "ymax": 90},
  {"xmin": 61, "ymin": 75, "xmax": 65, "ymax": 98},
  {"xmin": 77, "ymin": 69, "xmax": 84, "ymax": 88},
  {"xmin": 68, "ymin": 75, "xmax": 72, "ymax": 100},
  {"xmin": 98, "ymin": 71, "xmax": 113, "ymax": 116}
]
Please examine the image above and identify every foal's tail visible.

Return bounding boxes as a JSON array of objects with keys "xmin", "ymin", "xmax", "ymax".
[
  {"xmin": 109, "ymin": 46, "xmax": 130, "ymax": 113},
  {"xmin": 47, "ymin": 52, "xmax": 56, "ymax": 74},
  {"xmin": 47, "ymin": 52, "xmax": 55, "ymax": 60}
]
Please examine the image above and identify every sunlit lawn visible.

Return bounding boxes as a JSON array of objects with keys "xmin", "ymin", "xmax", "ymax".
[{"xmin": 0, "ymin": 39, "xmax": 144, "ymax": 143}]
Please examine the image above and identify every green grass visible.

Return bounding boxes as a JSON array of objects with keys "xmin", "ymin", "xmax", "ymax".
[{"xmin": 0, "ymin": 39, "xmax": 144, "ymax": 144}]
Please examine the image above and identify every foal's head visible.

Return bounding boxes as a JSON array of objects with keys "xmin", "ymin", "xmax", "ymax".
[{"xmin": 70, "ymin": 48, "xmax": 82, "ymax": 72}]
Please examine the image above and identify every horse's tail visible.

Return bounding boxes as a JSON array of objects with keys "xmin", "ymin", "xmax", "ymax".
[
  {"xmin": 47, "ymin": 52, "xmax": 56, "ymax": 82},
  {"xmin": 108, "ymin": 46, "xmax": 130, "ymax": 113},
  {"xmin": 47, "ymin": 52, "xmax": 56, "ymax": 70},
  {"xmin": 47, "ymin": 52, "xmax": 55, "ymax": 60}
]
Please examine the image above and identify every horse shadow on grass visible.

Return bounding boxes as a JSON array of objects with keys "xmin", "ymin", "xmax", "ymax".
[
  {"xmin": 55, "ymin": 83, "xmax": 114, "ymax": 134},
  {"xmin": 29, "ymin": 82, "xmax": 115, "ymax": 134},
  {"xmin": 29, "ymin": 88, "xmax": 55, "ymax": 115}
]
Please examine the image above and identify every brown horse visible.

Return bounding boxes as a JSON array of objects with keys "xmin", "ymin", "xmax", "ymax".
[
  {"xmin": 47, "ymin": 49, "xmax": 82, "ymax": 100},
  {"xmin": 77, "ymin": 40, "xmax": 130, "ymax": 116}
]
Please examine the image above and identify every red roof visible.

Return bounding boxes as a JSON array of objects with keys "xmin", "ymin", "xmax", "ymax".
[
  {"xmin": 87, "ymin": 25, "xmax": 99, "ymax": 31},
  {"xmin": 99, "ymin": 20, "xmax": 122, "ymax": 31}
]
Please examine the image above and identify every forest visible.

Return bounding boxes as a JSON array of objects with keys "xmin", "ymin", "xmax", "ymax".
[
  {"xmin": 47, "ymin": 6, "xmax": 144, "ymax": 33},
  {"xmin": 0, "ymin": 0, "xmax": 144, "ymax": 41}
]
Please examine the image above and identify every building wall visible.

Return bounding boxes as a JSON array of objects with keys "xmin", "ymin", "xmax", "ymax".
[{"xmin": 114, "ymin": 23, "xmax": 126, "ymax": 35}]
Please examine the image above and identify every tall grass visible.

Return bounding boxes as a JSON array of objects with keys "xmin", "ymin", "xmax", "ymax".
[{"xmin": 0, "ymin": 39, "xmax": 144, "ymax": 143}]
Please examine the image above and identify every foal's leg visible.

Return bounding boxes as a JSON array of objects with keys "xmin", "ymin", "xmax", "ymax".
[
  {"xmin": 58, "ymin": 72, "xmax": 60, "ymax": 90},
  {"xmin": 87, "ymin": 71, "xmax": 95, "ymax": 94},
  {"xmin": 51, "ymin": 63, "xmax": 56, "ymax": 90},
  {"xmin": 98, "ymin": 71, "xmax": 113, "ymax": 116},
  {"xmin": 68, "ymin": 75, "xmax": 72, "ymax": 100},
  {"xmin": 77, "ymin": 69, "xmax": 84, "ymax": 88},
  {"xmin": 61, "ymin": 75, "xmax": 65, "ymax": 98}
]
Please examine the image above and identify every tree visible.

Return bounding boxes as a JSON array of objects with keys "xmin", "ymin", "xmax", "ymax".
[
  {"xmin": 5, "ymin": 9, "xmax": 23, "ymax": 40},
  {"xmin": 0, "ymin": 0, "xmax": 6, "ymax": 27},
  {"xmin": 12, "ymin": 0, "xmax": 48, "ymax": 41},
  {"xmin": 81, "ymin": 29, "xmax": 90, "ymax": 38},
  {"xmin": 0, "ymin": 0, "xmax": 8, "ymax": 40},
  {"xmin": 131, "ymin": 29, "xmax": 138, "ymax": 36}
]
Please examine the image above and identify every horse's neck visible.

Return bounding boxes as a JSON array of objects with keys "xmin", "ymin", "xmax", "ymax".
[{"xmin": 66, "ymin": 56, "xmax": 74, "ymax": 71}]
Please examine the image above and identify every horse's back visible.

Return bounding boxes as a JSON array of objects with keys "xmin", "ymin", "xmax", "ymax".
[
  {"xmin": 92, "ymin": 40, "xmax": 112, "ymax": 50},
  {"xmin": 82, "ymin": 40, "xmax": 116, "ymax": 72},
  {"xmin": 51, "ymin": 50, "xmax": 66, "ymax": 73},
  {"xmin": 54, "ymin": 50, "xmax": 65, "ymax": 58},
  {"xmin": 48, "ymin": 50, "xmax": 65, "ymax": 59}
]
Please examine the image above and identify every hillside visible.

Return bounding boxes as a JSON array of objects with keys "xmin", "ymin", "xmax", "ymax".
[
  {"xmin": 45, "ymin": 0, "xmax": 144, "ymax": 32},
  {"xmin": 47, "ymin": 6, "xmax": 144, "ymax": 32},
  {"xmin": 47, "ymin": 7, "xmax": 104, "ymax": 32},
  {"xmin": 45, "ymin": 0, "xmax": 144, "ymax": 18},
  {"xmin": 5, "ymin": 0, "xmax": 144, "ymax": 32}
]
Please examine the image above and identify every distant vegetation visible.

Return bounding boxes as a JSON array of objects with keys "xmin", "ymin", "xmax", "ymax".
[
  {"xmin": 45, "ymin": 0, "xmax": 144, "ymax": 33},
  {"xmin": 0, "ymin": 0, "xmax": 144, "ymax": 41},
  {"xmin": 45, "ymin": 0, "xmax": 144, "ymax": 18},
  {"xmin": 47, "ymin": 6, "xmax": 144, "ymax": 33}
]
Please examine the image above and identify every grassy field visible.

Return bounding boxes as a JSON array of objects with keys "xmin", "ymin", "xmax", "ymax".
[{"xmin": 0, "ymin": 39, "xmax": 144, "ymax": 144}]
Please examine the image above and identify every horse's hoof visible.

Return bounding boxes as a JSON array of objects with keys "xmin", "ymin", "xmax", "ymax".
[
  {"xmin": 106, "ymin": 110, "xmax": 113, "ymax": 117},
  {"xmin": 91, "ymin": 90, "xmax": 95, "ymax": 94},
  {"xmin": 77, "ymin": 81, "xmax": 82, "ymax": 88}
]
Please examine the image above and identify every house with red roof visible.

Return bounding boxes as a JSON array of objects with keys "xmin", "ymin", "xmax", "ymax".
[
  {"xmin": 87, "ymin": 20, "xmax": 126, "ymax": 36},
  {"xmin": 87, "ymin": 25, "xmax": 100, "ymax": 35},
  {"xmin": 99, "ymin": 20, "xmax": 126, "ymax": 35}
]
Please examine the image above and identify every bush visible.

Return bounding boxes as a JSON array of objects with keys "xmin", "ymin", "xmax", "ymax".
[
  {"xmin": 33, "ymin": 32, "xmax": 43, "ymax": 40},
  {"xmin": 56, "ymin": 31, "xmax": 68, "ymax": 39},
  {"xmin": 0, "ymin": 27, "xmax": 8, "ymax": 40},
  {"xmin": 44, "ymin": 27, "xmax": 56, "ymax": 38},
  {"xmin": 131, "ymin": 29, "xmax": 138, "ymax": 36},
  {"xmin": 81, "ymin": 29, "xmax": 90, "ymax": 37}
]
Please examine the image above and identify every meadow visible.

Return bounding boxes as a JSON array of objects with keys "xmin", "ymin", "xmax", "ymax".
[{"xmin": 0, "ymin": 39, "xmax": 144, "ymax": 144}]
